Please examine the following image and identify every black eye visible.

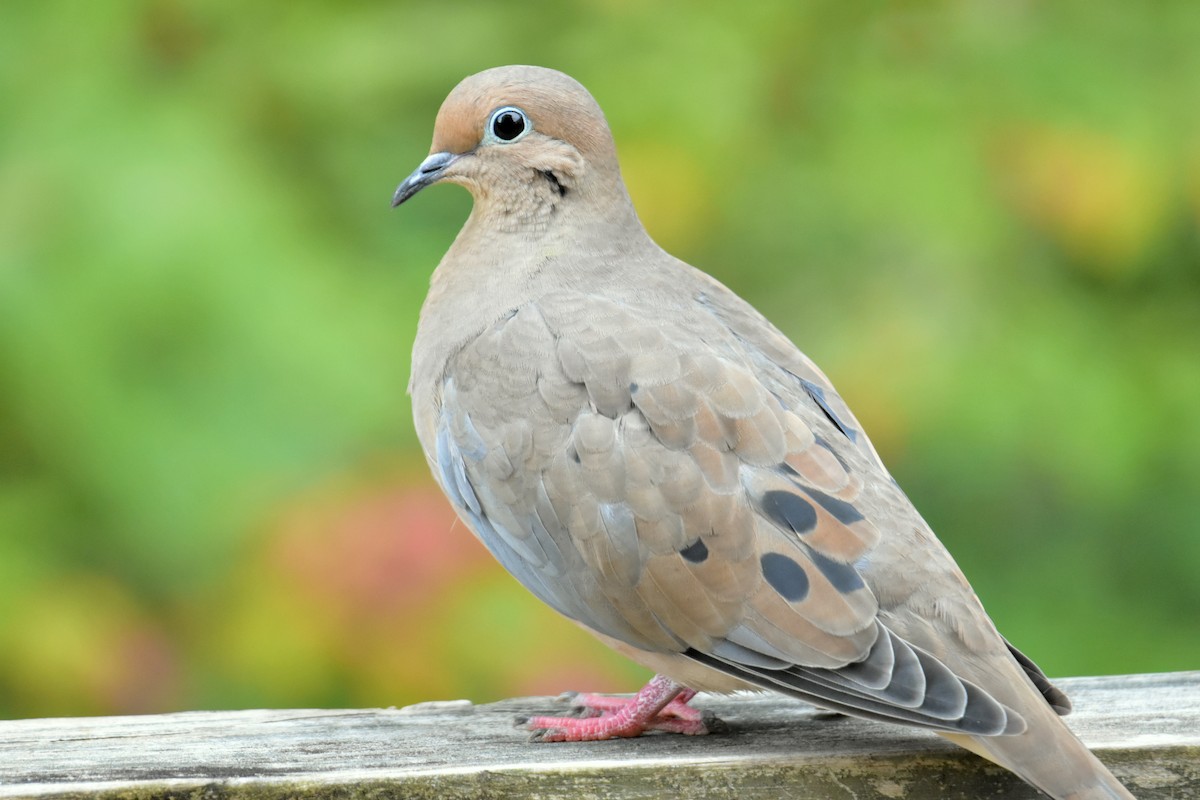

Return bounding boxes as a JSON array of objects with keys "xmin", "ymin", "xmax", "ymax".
[{"xmin": 489, "ymin": 106, "xmax": 529, "ymax": 142}]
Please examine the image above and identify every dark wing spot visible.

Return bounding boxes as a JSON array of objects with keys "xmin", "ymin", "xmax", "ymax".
[
  {"xmin": 808, "ymin": 549, "xmax": 866, "ymax": 593},
  {"xmin": 805, "ymin": 487, "xmax": 866, "ymax": 525},
  {"xmin": 679, "ymin": 538, "xmax": 709, "ymax": 563},
  {"xmin": 761, "ymin": 490, "xmax": 817, "ymax": 535},
  {"xmin": 629, "ymin": 381, "xmax": 639, "ymax": 393},
  {"xmin": 761, "ymin": 552, "xmax": 810, "ymax": 602},
  {"xmin": 800, "ymin": 379, "xmax": 858, "ymax": 444}
]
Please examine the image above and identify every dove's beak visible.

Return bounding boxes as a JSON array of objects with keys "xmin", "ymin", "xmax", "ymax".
[{"xmin": 392, "ymin": 151, "xmax": 458, "ymax": 207}]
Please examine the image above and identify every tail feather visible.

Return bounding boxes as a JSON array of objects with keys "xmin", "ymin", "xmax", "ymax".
[
  {"xmin": 944, "ymin": 700, "xmax": 1136, "ymax": 800},
  {"xmin": 1005, "ymin": 637, "xmax": 1073, "ymax": 716}
]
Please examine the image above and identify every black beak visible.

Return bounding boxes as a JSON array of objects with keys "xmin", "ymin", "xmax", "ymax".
[{"xmin": 391, "ymin": 151, "xmax": 458, "ymax": 207}]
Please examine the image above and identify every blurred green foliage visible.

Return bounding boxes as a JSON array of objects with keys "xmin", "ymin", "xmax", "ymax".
[{"xmin": 1, "ymin": 1, "xmax": 1198, "ymax": 720}]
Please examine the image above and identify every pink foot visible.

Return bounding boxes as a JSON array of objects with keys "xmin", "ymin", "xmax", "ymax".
[
  {"xmin": 567, "ymin": 689, "xmax": 705, "ymax": 722},
  {"xmin": 517, "ymin": 674, "xmax": 724, "ymax": 742}
]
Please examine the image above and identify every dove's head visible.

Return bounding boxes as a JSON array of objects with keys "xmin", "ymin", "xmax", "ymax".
[{"xmin": 392, "ymin": 66, "xmax": 629, "ymax": 222}]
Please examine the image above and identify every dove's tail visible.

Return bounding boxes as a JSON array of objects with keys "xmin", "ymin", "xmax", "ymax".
[{"xmin": 942, "ymin": 696, "xmax": 1136, "ymax": 800}]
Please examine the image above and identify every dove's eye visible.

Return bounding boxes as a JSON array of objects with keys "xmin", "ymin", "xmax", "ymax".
[{"xmin": 488, "ymin": 106, "xmax": 530, "ymax": 143}]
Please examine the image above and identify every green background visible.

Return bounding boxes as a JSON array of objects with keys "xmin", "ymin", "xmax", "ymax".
[{"xmin": 1, "ymin": 1, "xmax": 1198, "ymax": 719}]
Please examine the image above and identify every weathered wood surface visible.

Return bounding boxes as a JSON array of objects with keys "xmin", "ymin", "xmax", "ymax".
[{"xmin": 0, "ymin": 671, "xmax": 1196, "ymax": 800}]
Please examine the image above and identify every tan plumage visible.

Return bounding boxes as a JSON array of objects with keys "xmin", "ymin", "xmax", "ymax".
[{"xmin": 396, "ymin": 65, "xmax": 1135, "ymax": 799}]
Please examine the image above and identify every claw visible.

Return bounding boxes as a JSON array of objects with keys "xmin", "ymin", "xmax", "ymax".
[{"xmin": 700, "ymin": 710, "xmax": 730, "ymax": 734}]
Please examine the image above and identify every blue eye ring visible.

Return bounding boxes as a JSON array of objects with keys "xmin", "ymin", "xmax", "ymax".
[{"xmin": 487, "ymin": 106, "xmax": 531, "ymax": 143}]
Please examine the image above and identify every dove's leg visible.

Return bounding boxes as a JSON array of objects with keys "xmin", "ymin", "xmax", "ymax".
[
  {"xmin": 519, "ymin": 674, "xmax": 717, "ymax": 742},
  {"xmin": 566, "ymin": 689, "xmax": 705, "ymax": 722}
]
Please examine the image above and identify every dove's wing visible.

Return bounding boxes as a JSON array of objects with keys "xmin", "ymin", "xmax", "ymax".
[{"xmin": 427, "ymin": 288, "xmax": 1024, "ymax": 737}]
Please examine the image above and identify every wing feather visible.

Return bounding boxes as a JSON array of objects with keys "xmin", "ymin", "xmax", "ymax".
[{"xmin": 433, "ymin": 295, "xmax": 1028, "ymax": 738}]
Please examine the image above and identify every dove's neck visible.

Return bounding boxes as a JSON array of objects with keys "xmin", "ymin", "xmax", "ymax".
[
  {"xmin": 437, "ymin": 177, "xmax": 657, "ymax": 306},
  {"xmin": 408, "ymin": 184, "xmax": 661, "ymax": 401}
]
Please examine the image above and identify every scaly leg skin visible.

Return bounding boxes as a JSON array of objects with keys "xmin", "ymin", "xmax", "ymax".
[
  {"xmin": 565, "ymin": 690, "xmax": 705, "ymax": 722},
  {"xmin": 517, "ymin": 674, "xmax": 724, "ymax": 742}
]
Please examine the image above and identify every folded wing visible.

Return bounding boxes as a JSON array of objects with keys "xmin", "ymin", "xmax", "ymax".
[{"xmin": 433, "ymin": 293, "xmax": 1025, "ymax": 736}]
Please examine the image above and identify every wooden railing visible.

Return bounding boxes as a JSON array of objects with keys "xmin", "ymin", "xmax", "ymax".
[{"xmin": 1, "ymin": 671, "xmax": 1196, "ymax": 799}]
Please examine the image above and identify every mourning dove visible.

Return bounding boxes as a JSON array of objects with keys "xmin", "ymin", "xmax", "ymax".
[{"xmin": 394, "ymin": 65, "xmax": 1136, "ymax": 799}]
